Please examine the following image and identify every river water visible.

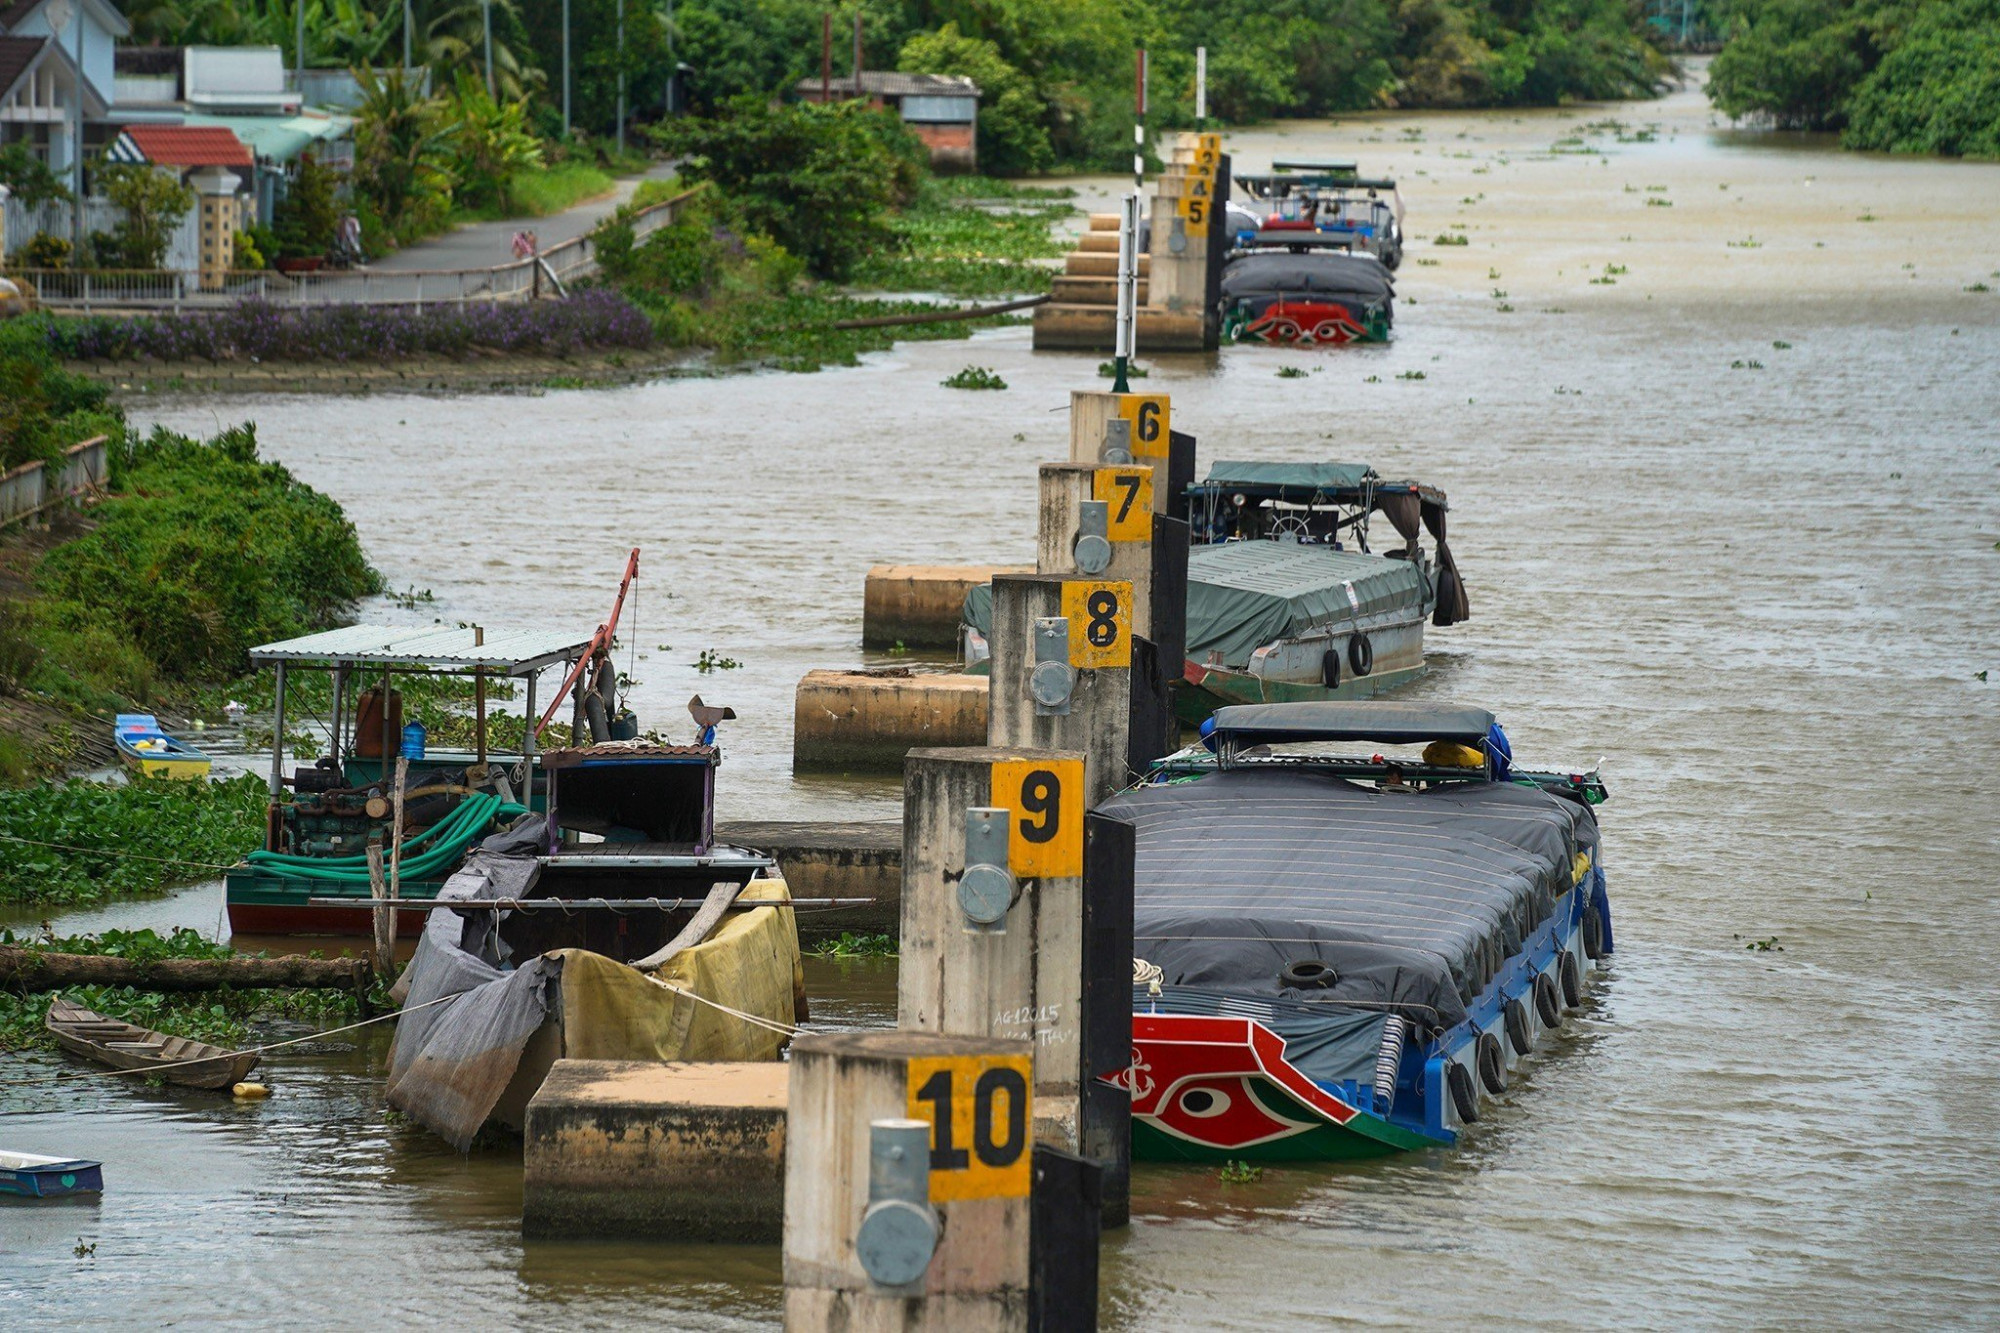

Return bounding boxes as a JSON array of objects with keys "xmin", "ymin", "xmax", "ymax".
[{"xmin": 6, "ymin": 73, "xmax": 1999, "ymax": 1326}]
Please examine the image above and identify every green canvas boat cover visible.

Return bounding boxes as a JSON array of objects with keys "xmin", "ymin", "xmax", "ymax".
[
  {"xmin": 961, "ymin": 541, "xmax": 1429, "ymax": 669},
  {"xmin": 1184, "ymin": 542, "xmax": 1428, "ymax": 667},
  {"xmin": 1200, "ymin": 461, "xmax": 1377, "ymax": 493}
]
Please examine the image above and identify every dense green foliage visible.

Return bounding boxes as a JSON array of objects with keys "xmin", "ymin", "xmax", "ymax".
[
  {"xmin": 1709, "ymin": 0, "xmax": 2000, "ymax": 156},
  {"xmin": 0, "ymin": 319, "xmax": 121, "ymax": 473},
  {"xmin": 91, "ymin": 161, "xmax": 197, "ymax": 270},
  {"xmin": 33, "ymin": 425, "xmax": 380, "ymax": 686},
  {"xmin": 0, "ymin": 927, "xmax": 367, "ymax": 1051},
  {"xmin": 850, "ymin": 176, "xmax": 1073, "ymax": 296},
  {"xmin": 0, "ymin": 775, "xmax": 267, "ymax": 907},
  {"xmin": 653, "ymin": 97, "xmax": 924, "ymax": 280}
]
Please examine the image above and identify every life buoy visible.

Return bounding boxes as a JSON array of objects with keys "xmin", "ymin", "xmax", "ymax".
[
  {"xmin": 1476, "ymin": 1030, "xmax": 1507, "ymax": 1094},
  {"xmin": 1320, "ymin": 648, "xmax": 1341, "ymax": 690},
  {"xmin": 1280, "ymin": 959, "xmax": 1337, "ymax": 990},
  {"xmin": 1504, "ymin": 997, "xmax": 1533, "ymax": 1055},
  {"xmin": 1582, "ymin": 905, "xmax": 1606, "ymax": 960},
  {"xmin": 1534, "ymin": 972, "xmax": 1563, "ymax": 1029},
  {"xmin": 1348, "ymin": 632, "xmax": 1373, "ymax": 677},
  {"xmin": 1558, "ymin": 951, "xmax": 1583, "ymax": 1008},
  {"xmin": 1446, "ymin": 1059, "xmax": 1480, "ymax": 1123}
]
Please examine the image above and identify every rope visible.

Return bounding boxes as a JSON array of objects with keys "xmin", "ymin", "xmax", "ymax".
[
  {"xmin": 637, "ymin": 971, "xmax": 802, "ymax": 1039},
  {"xmin": 41, "ymin": 992, "xmax": 460, "ymax": 1083},
  {"xmin": 0, "ymin": 832, "xmax": 239, "ymax": 873}
]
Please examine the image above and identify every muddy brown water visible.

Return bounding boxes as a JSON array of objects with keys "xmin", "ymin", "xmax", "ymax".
[{"xmin": 6, "ymin": 73, "xmax": 1999, "ymax": 1325}]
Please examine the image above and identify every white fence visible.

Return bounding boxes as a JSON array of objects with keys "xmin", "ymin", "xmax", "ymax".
[
  {"xmin": 9, "ymin": 187, "xmax": 697, "ymax": 312},
  {"xmin": 0, "ymin": 437, "xmax": 110, "ymax": 531}
]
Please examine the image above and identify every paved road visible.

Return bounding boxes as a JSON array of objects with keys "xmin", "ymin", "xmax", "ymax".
[{"xmin": 365, "ymin": 161, "xmax": 680, "ymax": 273}]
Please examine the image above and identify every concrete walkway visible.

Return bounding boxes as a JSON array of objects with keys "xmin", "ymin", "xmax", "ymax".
[{"xmin": 366, "ymin": 160, "xmax": 680, "ymax": 273}]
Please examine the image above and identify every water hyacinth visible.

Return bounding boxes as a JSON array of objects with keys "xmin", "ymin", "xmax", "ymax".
[{"xmin": 43, "ymin": 290, "xmax": 655, "ymax": 363}]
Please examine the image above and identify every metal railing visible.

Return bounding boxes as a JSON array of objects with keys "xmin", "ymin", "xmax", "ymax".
[
  {"xmin": 0, "ymin": 437, "xmax": 110, "ymax": 531},
  {"xmin": 10, "ymin": 186, "xmax": 697, "ymax": 313}
]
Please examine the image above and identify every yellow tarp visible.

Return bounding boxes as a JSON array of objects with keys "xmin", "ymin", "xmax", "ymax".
[{"xmin": 552, "ymin": 878, "xmax": 804, "ymax": 1065}]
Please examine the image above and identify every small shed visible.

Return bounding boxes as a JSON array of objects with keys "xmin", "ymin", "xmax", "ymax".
[{"xmin": 794, "ymin": 71, "xmax": 979, "ymax": 172}]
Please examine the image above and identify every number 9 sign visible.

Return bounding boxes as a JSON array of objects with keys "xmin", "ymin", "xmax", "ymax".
[{"xmin": 989, "ymin": 757, "xmax": 1083, "ymax": 878}]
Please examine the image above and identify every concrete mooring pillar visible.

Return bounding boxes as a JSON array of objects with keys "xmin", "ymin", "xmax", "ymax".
[
  {"xmin": 985, "ymin": 573, "xmax": 1132, "ymax": 807},
  {"xmin": 1034, "ymin": 462, "xmax": 1156, "ymax": 642},
  {"xmin": 783, "ymin": 1030, "xmax": 1034, "ymax": 1332},
  {"xmin": 899, "ymin": 746, "xmax": 1087, "ymax": 1151}
]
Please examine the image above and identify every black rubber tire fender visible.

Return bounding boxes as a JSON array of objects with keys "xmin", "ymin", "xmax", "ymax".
[
  {"xmin": 1558, "ymin": 951, "xmax": 1583, "ymax": 1009},
  {"xmin": 1348, "ymin": 632, "xmax": 1373, "ymax": 677},
  {"xmin": 1504, "ymin": 996, "xmax": 1533, "ymax": 1055},
  {"xmin": 1582, "ymin": 904, "xmax": 1606, "ymax": 960},
  {"xmin": 1476, "ymin": 1030, "xmax": 1508, "ymax": 1095},
  {"xmin": 1280, "ymin": 959, "xmax": 1337, "ymax": 990},
  {"xmin": 1320, "ymin": 648, "xmax": 1341, "ymax": 690},
  {"xmin": 1446, "ymin": 1058, "xmax": 1480, "ymax": 1124},
  {"xmin": 1534, "ymin": 971, "xmax": 1564, "ymax": 1029}
]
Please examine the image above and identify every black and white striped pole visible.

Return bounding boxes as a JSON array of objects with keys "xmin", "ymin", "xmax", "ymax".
[{"xmin": 1114, "ymin": 50, "xmax": 1148, "ymax": 394}]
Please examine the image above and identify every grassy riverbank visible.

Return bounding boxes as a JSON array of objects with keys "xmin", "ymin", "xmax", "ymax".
[{"xmin": 0, "ymin": 774, "xmax": 267, "ymax": 908}]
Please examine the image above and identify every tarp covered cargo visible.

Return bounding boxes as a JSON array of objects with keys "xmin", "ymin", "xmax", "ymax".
[
  {"xmin": 963, "ymin": 541, "xmax": 1429, "ymax": 670},
  {"xmin": 1199, "ymin": 460, "xmax": 1378, "ymax": 493},
  {"xmin": 1220, "ymin": 251, "xmax": 1394, "ymax": 302},
  {"xmin": 385, "ymin": 851, "xmax": 803, "ymax": 1150},
  {"xmin": 1099, "ymin": 768, "xmax": 1601, "ymax": 1037}
]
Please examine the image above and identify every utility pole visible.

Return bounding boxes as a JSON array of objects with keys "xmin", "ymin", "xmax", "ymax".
[
  {"xmin": 851, "ymin": 11, "xmax": 862, "ymax": 98},
  {"xmin": 1195, "ymin": 46, "xmax": 1206, "ymax": 123},
  {"xmin": 616, "ymin": 0, "xmax": 626, "ymax": 155},
  {"xmin": 820, "ymin": 12, "xmax": 831, "ymax": 102},
  {"xmin": 483, "ymin": 0, "xmax": 494, "ymax": 97},
  {"xmin": 67, "ymin": 0, "xmax": 82, "ymax": 256},
  {"xmin": 561, "ymin": 0, "xmax": 570, "ymax": 134},
  {"xmin": 295, "ymin": 0, "xmax": 305, "ymax": 94}
]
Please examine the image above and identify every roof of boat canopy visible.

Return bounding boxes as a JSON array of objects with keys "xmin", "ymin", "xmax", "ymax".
[
  {"xmin": 1192, "ymin": 461, "xmax": 1447, "ymax": 507},
  {"xmin": 1211, "ymin": 701, "xmax": 1497, "ymax": 747},
  {"xmin": 247, "ymin": 625, "xmax": 596, "ymax": 676}
]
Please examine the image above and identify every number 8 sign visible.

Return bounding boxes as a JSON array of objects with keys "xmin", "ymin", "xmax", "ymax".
[{"xmin": 1059, "ymin": 579, "xmax": 1132, "ymax": 671}]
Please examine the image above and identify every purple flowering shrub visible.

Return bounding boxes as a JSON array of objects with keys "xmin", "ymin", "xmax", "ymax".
[{"xmin": 45, "ymin": 291, "xmax": 654, "ymax": 363}]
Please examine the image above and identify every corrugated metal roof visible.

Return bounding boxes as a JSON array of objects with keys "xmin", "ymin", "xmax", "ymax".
[
  {"xmin": 793, "ymin": 70, "xmax": 980, "ymax": 99},
  {"xmin": 110, "ymin": 124, "xmax": 253, "ymax": 168},
  {"xmin": 248, "ymin": 625, "xmax": 594, "ymax": 675}
]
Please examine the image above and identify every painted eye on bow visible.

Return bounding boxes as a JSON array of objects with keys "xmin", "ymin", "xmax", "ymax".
[{"xmin": 1177, "ymin": 1085, "xmax": 1232, "ymax": 1119}]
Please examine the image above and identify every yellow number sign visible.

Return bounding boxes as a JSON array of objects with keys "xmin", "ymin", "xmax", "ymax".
[
  {"xmin": 990, "ymin": 757, "xmax": 1084, "ymax": 878},
  {"xmin": 1060, "ymin": 579, "xmax": 1132, "ymax": 672},
  {"xmin": 1092, "ymin": 467, "xmax": 1154, "ymax": 541},
  {"xmin": 1115, "ymin": 394, "xmax": 1170, "ymax": 460},
  {"xmin": 908, "ymin": 1053, "xmax": 1034, "ymax": 1203}
]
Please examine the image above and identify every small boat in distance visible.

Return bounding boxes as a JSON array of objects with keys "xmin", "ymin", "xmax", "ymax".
[
  {"xmin": 113, "ymin": 713, "xmax": 212, "ymax": 780},
  {"xmin": 0, "ymin": 1149, "xmax": 104, "ymax": 1199},
  {"xmin": 45, "ymin": 995, "xmax": 258, "ymax": 1090}
]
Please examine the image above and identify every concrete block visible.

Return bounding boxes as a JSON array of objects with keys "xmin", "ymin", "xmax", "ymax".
[
  {"xmin": 1064, "ymin": 252, "xmax": 1151, "ymax": 279},
  {"xmin": 522, "ymin": 1059, "xmax": 789, "ymax": 1241},
  {"xmin": 793, "ymin": 668, "xmax": 989, "ymax": 772},
  {"xmin": 1030, "ymin": 304, "xmax": 1207, "ymax": 352},
  {"xmin": 715, "ymin": 819, "xmax": 902, "ymax": 940},
  {"xmin": 1049, "ymin": 275, "xmax": 1149, "ymax": 305},
  {"xmin": 862, "ymin": 563, "xmax": 1028, "ymax": 649}
]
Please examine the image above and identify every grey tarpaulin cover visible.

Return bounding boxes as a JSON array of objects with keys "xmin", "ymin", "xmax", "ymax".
[
  {"xmin": 1220, "ymin": 251, "xmax": 1394, "ymax": 302},
  {"xmin": 385, "ymin": 823, "xmax": 555, "ymax": 1150},
  {"xmin": 1100, "ymin": 767, "xmax": 1599, "ymax": 1045},
  {"xmin": 963, "ymin": 541, "xmax": 1429, "ymax": 669}
]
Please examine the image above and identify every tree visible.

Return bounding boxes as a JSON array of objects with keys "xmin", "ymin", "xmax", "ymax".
[
  {"xmin": 898, "ymin": 23, "xmax": 1053, "ymax": 176},
  {"xmin": 94, "ymin": 163, "xmax": 196, "ymax": 270},
  {"xmin": 0, "ymin": 142, "xmax": 73, "ymax": 210},
  {"xmin": 440, "ymin": 72, "xmax": 544, "ymax": 213},
  {"xmin": 653, "ymin": 96, "xmax": 919, "ymax": 280},
  {"xmin": 352, "ymin": 65, "xmax": 456, "ymax": 237}
]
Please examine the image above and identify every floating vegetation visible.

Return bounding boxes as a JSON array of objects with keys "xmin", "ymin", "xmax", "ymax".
[
  {"xmin": 1490, "ymin": 289, "xmax": 1509, "ymax": 299},
  {"xmin": 941, "ymin": 365, "xmax": 1008, "ymax": 391},
  {"xmin": 1740, "ymin": 935, "xmax": 1784, "ymax": 952},
  {"xmin": 1363, "ymin": 374, "xmax": 1381, "ymax": 383},
  {"xmin": 1730, "ymin": 359, "xmax": 1766, "ymax": 370},
  {"xmin": 1773, "ymin": 340, "xmax": 1793, "ymax": 349},
  {"xmin": 0, "ymin": 775, "xmax": 267, "ymax": 908},
  {"xmin": 1857, "ymin": 212, "xmax": 1879, "ymax": 221},
  {"xmin": 1415, "ymin": 258, "xmax": 1441, "ymax": 267},
  {"xmin": 694, "ymin": 649, "xmax": 742, "ymax": 672},
  {"xmin": 1554, "ymin": 386, "xmax": 1583, "ymax": 395},
  {"xmin": 1542, "ymin": 307, "xmax": 1568, "ymax": 314},
  {"xmin": 1218, "ymin": 1160, "xmax": 1265, "ymax": 1183},
  {"xmin": 1396, "ymin": 370, "xmax": 1427, "ymax": 381},
  {"xmin": 386, "ymin": 586, "xmax": 435, "ymax": 610},
  {"xmin": 1967, "ymin": 282, "xmax": 1993, "ymax": 293},
  {"xmin": 1488, "ymin": 268, "xmax": 1502, "ymax": 280},
  {"xmin": 807, "ymin": 931, "xmax": 898, "ymax": 958},
  {"xmin": 1097, "ymin": 361, "xmax": 1149, "ymax": 378},
  {"xmin": 1433, "ymin": 234, "xmax": 1470, "ymax": 246},
  {"xmin": 1496, "ymin": 303, "xmax": 1515, "ymax": 312},
  {"xmin": 1727, "ymin": 237, "xmax": 1763, "ymax": 249},
  {"xmin": 1645, "ymin": 197, "xmax": 1673, "ymax": 207},
  {"xmin": 1276, "ymin": 366, "xmax": 1308, "ymax": 379},
  {"xmin": 1645, "ymin": 184, "xmax": 1669, "ymax": 192}
]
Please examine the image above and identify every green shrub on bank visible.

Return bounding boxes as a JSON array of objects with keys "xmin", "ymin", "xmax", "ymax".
[
  {"xmin": 0, "ymin": 774, "xmax": 267, "ymax": 907},
  {"xmin": 0, "ymin": 318, "xmax": 121, "ymax": 473},
  {"xmin": 28, "ymin": 424, "xmax": 380, "ymax": 698},
  {"xmin": 1709, "ymin": 0, "xmax": 2000, "ymax": 157}
]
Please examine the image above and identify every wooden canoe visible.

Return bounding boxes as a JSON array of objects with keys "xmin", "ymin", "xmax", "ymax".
[{"xmin": 45, "ymin": 995, "xmax": 258, "ymax": 1090}]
